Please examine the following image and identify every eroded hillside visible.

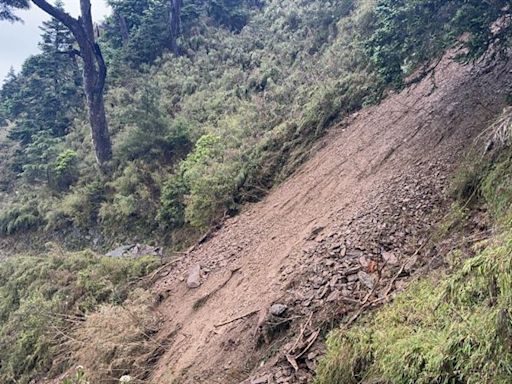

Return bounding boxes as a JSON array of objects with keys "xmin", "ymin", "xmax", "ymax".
[{"xmin": 139, "ymin": 55, "xmax": 512, "ymax": 383}]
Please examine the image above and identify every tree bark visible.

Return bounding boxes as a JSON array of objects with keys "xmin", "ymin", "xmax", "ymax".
[
  {"xmin": 168, "ymin": 0, "xmax": 182, "ymax": 56},
  {"xmin": 31, "ymin": 0, "xmax": 113, "ymax": 168}
]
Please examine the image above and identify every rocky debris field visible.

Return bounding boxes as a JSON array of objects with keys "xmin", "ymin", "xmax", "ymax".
[
  {"xmin": 244, "ymin": 160, "xmax": 485, "ymax": 384},
  {"xmin": 144, "ymin": 56, "xmax": 512, "ymax": 384}
]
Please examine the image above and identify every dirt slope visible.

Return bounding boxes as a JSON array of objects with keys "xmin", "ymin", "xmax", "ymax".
[{"xmin": 149, "ymin": 56, "xmax": 512, "ymax": 384}]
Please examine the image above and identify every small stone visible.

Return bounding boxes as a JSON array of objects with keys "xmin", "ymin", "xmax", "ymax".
[
  {"xmin": 382, "ymin": 251, "xmax": 398, "ymax": 265},
  {"xmin": 307, "ymin": 224, "xmax": 325, "ymax": 240},
  {"xmin": 251, "ymin": 376, "xmax": 268, "ymax": 384},
  {"xmin": 346, "ymin": 249, "xmax": 364, "ymax": 258},
  {"xmin": 326, "ymin": 290, "xmax": 339, "ymax": 302},
  {"xmin": 359, "ymin": 256, "xmax": 369, "ymax": 268},
  {"xmin": 357, "ymin": 271, "xmax": 376, "ymax": 289},
  {"xmin": 347, "ymin": 274, "xmax": 358, "ymax": 282},
  {"xmin": 270, "ymin": 304, "xmax": 288, "ymax": 316},
  {"xmin": 305, "ymin": 359, "xmax": 316, "ymax": 371},
  {"xmin": 329, "ymin": 243, "xmax": 341, "ymax": 251},
  {"xmin": 187, "ymin": 264, "xmax": 202, "ymax": 289},
  {"xmin": 325, "ymin": 259, "xmax": 336, "ymax": 267}
]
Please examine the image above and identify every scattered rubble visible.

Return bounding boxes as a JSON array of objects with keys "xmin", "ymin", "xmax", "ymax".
[
  {"xmin": 106, "ymin": 243, "xmax": 162, "ymax": 258},
  {"xmin": 149, "ymin": 55, "xmax": 504, "ymax": 384}
]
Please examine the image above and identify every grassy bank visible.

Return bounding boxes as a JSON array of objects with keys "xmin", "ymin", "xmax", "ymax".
[{"xmin": 0, "ymin": 250, "xmax": 160, "ymax": 383}]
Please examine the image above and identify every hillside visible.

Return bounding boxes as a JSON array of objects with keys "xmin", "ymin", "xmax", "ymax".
[
  {"xmin": 146, "ymin": 53, "xmax": 512, "ymax": 383},
  {"xmin": 1, "ymin": 0, "xmax": 512, "ymax": 383}
]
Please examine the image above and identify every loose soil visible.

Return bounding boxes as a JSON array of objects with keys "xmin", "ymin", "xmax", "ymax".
[{"xmin": 147, "ymin": 56, "xmax": 512, "ymax": 384}]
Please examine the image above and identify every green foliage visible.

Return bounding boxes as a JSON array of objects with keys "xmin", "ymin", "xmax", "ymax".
[
  {"xmin": 0, "ymin": 5, "xmax": 83, "ymax": 184},
  {"xmin": 98, "ymin": 163, "xmax": 163, "ymax": 237},
  {"xmin": 180, "ymin": 133, "xmax": 243, "ymax": 227},
  {"xmin": 481, "ymin": 154, "xmax": 512, "ymax": 224},
  {"xmin": 159, "ymin": 173, "xmax": 188, "ymax": 230},
  {"xmin": 58, "ymin": 181, "xmax": 106, "ymax": 229},
  {"xmin": 51, "ymin": 149, "xmax": 79, "ymax": 191},
  {"xmin": 368, "ymin": 0, "xmax": 512, "ymax": 86},
  {"xmin": 0, "ymin": 200, "xmax": 44, "ymax": 235},
  {"xmin": 2, "ymin": 0, "xmax": 511, "ymax": 246},
  {"xmin": 0, "ymin": 250, "xmax": 159, "ymax": 384},
  {"xmin": 112, "ymin": 84, "xmax": 192, "ymax": 163},
  {"xmin": 104, "ymin": 0, "xmax": 262, "ymax": 68}
]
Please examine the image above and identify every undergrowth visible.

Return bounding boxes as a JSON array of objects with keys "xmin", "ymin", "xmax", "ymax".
[
  {"xmin": 0, "ymin": 250, "xmax": 159, "ymax": 384},
  {"xmin": 316, "ymin": 138, "xmax": 512, "ymax": 383}
]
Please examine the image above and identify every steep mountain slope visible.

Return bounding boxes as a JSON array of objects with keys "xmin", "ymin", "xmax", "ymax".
[{"xmin": 144, "ymin": 55, "xmax": 512, "ymax": 383}]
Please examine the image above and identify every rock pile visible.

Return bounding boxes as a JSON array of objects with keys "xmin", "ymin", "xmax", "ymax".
[
  {"xmin": 246, "ymin": 161, "xmax": 452, "ymax": 383},
  {"xmin": 106, "ymin": 243, "xmax": 163, "ymax": 258}
]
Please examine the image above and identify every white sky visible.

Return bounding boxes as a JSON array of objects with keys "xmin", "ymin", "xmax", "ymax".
[{"xmin": 0, "ymin": 0, "xmax": 111, "ymax": 82}]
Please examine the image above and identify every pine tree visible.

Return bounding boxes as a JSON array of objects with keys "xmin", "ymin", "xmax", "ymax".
[
  {"xmin": 1, "ymin": 5, "xmax": 84, "ymax": 182},
  {"xmin": 0, "ymin": 0, "xmax": 113, "ymax": 167}
]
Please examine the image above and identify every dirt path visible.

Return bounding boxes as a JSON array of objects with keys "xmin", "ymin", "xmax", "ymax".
[{"xmin": 150, "ymin": 56, "xmax": 512, "ymax": 384}]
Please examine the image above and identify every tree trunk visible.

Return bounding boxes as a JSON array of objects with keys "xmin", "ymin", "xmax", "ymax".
[
  {"xmin": 31, "ymin": 0, "xmax": 113, "ymax": 169},
  {"xmin": 81, "ymin": 42, "xmax": 112, "ymax": 165},
  {"xmin": 168, "ymin": 0, "xmax": 182, "ymax": 56}
]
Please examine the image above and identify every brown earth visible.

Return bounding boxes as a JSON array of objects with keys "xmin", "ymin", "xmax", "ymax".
[{"xmin": 144, "ymin": 55, "xmax": 512, "ymax": 384}]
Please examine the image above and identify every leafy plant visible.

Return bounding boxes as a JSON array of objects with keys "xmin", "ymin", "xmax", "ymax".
[{"xmin": 0, "ymin": 251, "xmax": 159, "ymax": 384}]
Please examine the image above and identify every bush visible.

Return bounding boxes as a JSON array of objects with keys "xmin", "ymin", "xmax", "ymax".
[
  {"xmin": 0, "ymin": 201, "xmax": 44, "ymax": 235},
  {"xmin": 0, "ymin": 251, "xmax": 160, "ymax": 384},
  {"xmin": 158, "ymin": 173, "xmax": 188, "ymax": 230},
  {"xmin": 50, "ymin": 149, "xmax": 79, "ymax": 191},
  {"xmin": 180, "ymin": 134, "xmax": 245, "ymax": 227},
  {"xmin": 58, "ymin": 181, "xmax": 106, "ymax": 229}
]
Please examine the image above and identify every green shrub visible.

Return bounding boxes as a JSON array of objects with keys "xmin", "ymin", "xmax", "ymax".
[
  {"xmin": 0, "ymin": 201, "xmax": 44, "ymax": 235},
  {"xmin": 180, "ymin": 134, "xmax": 245, "ymax": 227},
  {"xmin": 158, "ymin": 173, "xmax": 188, "ymax": 230},
  {"xmin": 481, "ymin": 155, "xmax": 512, "ymax": 224},
  {"xmin": 0, "ymin": 251, "xmax": 160, "ymax": 384},
  {"xmin": 50, "ymin": 149, "xmax": 79, "ymax": 191},
  {"xmin": 59, "ymin": 181, "xmax": 106, "ymax": 229}
]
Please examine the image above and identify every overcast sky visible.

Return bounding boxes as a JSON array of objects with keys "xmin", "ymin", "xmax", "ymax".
[{"xmin": 0, "ymin": 0, "xmax": 111, "ymax": 83}]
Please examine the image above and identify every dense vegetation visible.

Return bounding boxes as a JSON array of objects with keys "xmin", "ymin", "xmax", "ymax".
[
  {"xmin": 0, "ymin": 249, "xmax": 159, "ymax": 383},
  {"xmin": 0, "ymin": 0, "xmax": 379, "ymax": 248},
  {"xmin": 1, "ymin": 0, "xmax": 506, "ymax": 250}
]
